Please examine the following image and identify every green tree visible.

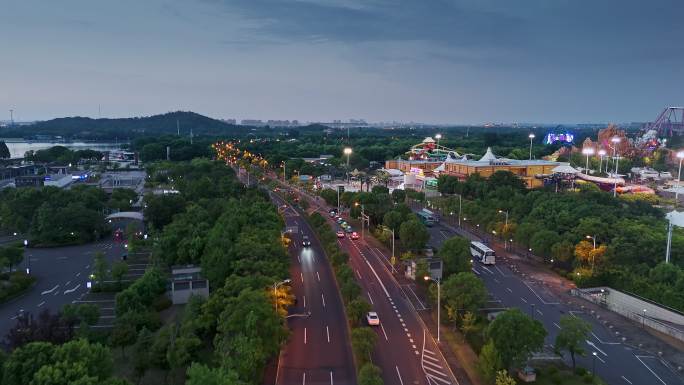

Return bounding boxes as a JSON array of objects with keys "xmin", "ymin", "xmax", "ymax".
[
  {"xmin": 530, "ymin": 230, "xmax": 561, "ymax": 258},
  {"xmin": 495, "ymin": 369, "xmax": 516, "ymax": 385},
  {"xmin": 93, "ymin": 252, "xmax": 109, "ymax": 285},
  {"xmin": 460, "ymin": 311, "xmax": 477, "ymax": 340},
  {"xmin": 340, "ymin": 279, "xmax": 362, "ymax": 304},
  {"xmin": 554, "ymin": 315, "xmax": 591, "ymax": 369},
  {"xmin": 31, "ymin": 361, "xmax": 98, "ymax": 385},
  {"xmin": 111, "ymin": 261, "xmax": 128, "ymax": 289},
  {"xmin": 347, "ymin": 298, "xmax": 372, "ymax": 327},
  {"xmin": 487, "ymin": 309, "xmax": 547, "ymax": 370},
  {"xmin": 399, "ymin": 219, "xmax": 429, "ymax": 252},
  {"xmin": 185, "ymin": 363, "xmax": 246, "ymax": 385},
  {"xmin": 110, "ymin": 321, "xmax": 137, "ymax": 358},
  {"xmin": 442, "ymin": 272, "xmax": 487, "ymax": 322},
  {"xmin": 358, "ymin": 363, "xmax": 384, "ymax": 385},
  {"xmin": 0, "ymin": 245, "xmax": 24, "ymax": 272},
  {"xmin": 50, "ymin": 339, "xmax": 113, "ymax": 381},
  {"xmin": 438, "ymin": 237, "xmax": 472, "ymax": 277},
  {"xmin": 62, "ymin": 304, "xmax": 100, "ymax": 325},
  {"xmin": 391, "ymin": 189, "xmax": 406, "ymax": 204},
  {"xmin": 351, "ymin": 327, "xmax": 377, "ymax": 365},
  {"xmin": 478, "ymin": 340, "xmax": 502, "ymax": 384},
  {"xmin": 132, "ymin": 328, "xmax": 154, "ymax": 382},
  {"xmin": 383, "ymin": 211, "xmax": 404, "ymax": 233},
  {"xmin": 2, "ymin": 341, "xmax": 56, "ymax": 385}
]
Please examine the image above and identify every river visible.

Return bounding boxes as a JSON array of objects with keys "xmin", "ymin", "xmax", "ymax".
[{"xmin": 0, "ymin": 140, "xmax": 125, "ymax": 159}]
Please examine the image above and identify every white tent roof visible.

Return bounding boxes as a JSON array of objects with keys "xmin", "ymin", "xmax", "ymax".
[
  {"xmin": 422, "ymin": 137, "xmax": 436, "ymax": 144},
  {"xmin": 667, "ymin": 211, "xmax": 684, "ymax": 227},
  {"xmin": 478, "ymin": 147, "xmax": 497, "ymax": 162},
  {"xmin": 551, "ymin": 164, "xmax": 579, "ymax": 174}
]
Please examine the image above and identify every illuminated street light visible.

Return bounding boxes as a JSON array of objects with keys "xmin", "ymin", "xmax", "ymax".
[
  {"xmin": 610, "ymin": 137, "xmax": 621, "ymax": 197},
  {"xmin": 273, "ymin": 279, "xmax": 292, "ymax": 312},
  {"xmin": 343, "ymin": 147, "xmax": 353, "ymax": 167},
  {"xmin": 598, "ymin": 149, "xmax": 607, "ymax": 173},
  {"xmin": 528, "ymin": 133, "xmax": 535, "ymax": 160},
  {"xmin": 435, "ymin": 133, "xmax": 442, "ymax": 150},
  {"xmin": 581, "ymin": 147, "xmax": 595, "ymax": 173},
  {"xmin": 675, "ymin": 151, "xmax": 684, "ymax": 207},
  {"xmin": 423, "ymin": 275, "xmax": 441, "ymax": 342}
]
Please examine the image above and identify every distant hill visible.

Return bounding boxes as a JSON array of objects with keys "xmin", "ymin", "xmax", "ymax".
[{"xmin": 6, "ymin": 111, "xmax": 248, "ymax": 140}]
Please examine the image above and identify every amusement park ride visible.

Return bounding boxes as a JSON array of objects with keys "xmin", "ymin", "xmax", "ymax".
[
  {"xmin": 646, "ymin": 106, "xmax": 684, "ymax": 137},
  {"xmin": 407, "ymin": 136, "xmax": 463, "ymax": 161}
]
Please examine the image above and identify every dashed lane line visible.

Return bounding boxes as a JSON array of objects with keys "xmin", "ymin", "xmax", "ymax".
[
  {"xmin": 63, "ymin": 284, "xmax": 81, "ymax": 294},
  {"xmin": 395, "ymin": 366, "xmax": 404, "ymax": 385},
  {"xmin": 367, "ymin": 292, "xmax": 374, "ymax": 304},
  {"xmin": 621, "ymin": 376, "xmax": 633, "ymax": 384},
  {"xmin": 41, "ymin": 285, "xmax": 59, "ymax": 295},
  {"xmin": 37, "ymin": 301, "xmax": 45, "ymax": 307},
  {"xmin": 380, "ymin": 323, "xmax": 389, "ymax": 341}
]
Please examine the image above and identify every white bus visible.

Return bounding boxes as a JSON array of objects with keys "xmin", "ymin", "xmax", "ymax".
[
  {"xmin": 470, "ymin": 241, "xmax": 496, "ymax": 265},
  {"xmin": 421, "ymin": 208, "xmax": 439, "ymax": 223}
]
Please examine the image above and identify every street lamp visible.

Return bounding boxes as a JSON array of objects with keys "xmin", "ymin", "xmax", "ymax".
[
  {"xmin": 586, "ymin": 235, "xmax": 597, "ymax": 273},
  {"xmin": 592, "ymin": 351, "xmax": 597, "ymax": 378},
  {"xmin": 498, "ymin": 209, "xmax": 509, "ymax": 249},
  {"xmin": 581, "ymin": 147, "xmax": 594, "ymax": 173},
  {"xmin": 435, "ymin": 133, "xmax": 442, "ymax": 151},
  {"xmin": 424, "ymin": 275, "xmax": 441, "ymax": 342},
  {"xmin": 610, "ymin": 137, "xmax": 621, "ymax": 198},
  {"xmin": 273, "ymin": 279, "xmax": 292, "ymax": 312},
  {"xmin": 528, "ymin": 133, "xmax": 535, "ymax": 160},
  {"xmin": 675, "ymin": 151, "xmax": 684, "ymax": 207},
  {"xmin": 598, "ymin": 149, "xmax": 607, "ymax": 173},
  {"xmin": 23, "ymin": 239, "xmax": 29, "ymax": 274},
  {"xmin": 343, "ymin": 147, "xmax": 353, "ymax": 167}
]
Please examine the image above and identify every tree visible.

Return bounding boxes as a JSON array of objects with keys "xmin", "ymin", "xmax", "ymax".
[
  {"xmin": 111, "ymin": 261, "xmax": 128, "ymax": 289},
  {"xmin": 132, "ymin": 328, "xmax": 154, "ymax": 382},
  {"xmin": 574, "ymin": 240, "xmax": 607, "ymax": 271},
  {"xmin": 0, "ymin": 141, "xmax": 10, "ymax": 159},
  {"xmin": 383, "ymin": 211, "xmax": 404, "ymax": 233},
  {"xmin": 110, "ymin": 321, "xmax": 137, "ymax": 358},
  {"xmin": 478, "ymin": 340, "xmax": 502, "ymax": 384},
  {"xmin": 442, "ymin": 272, "xmax": 487, "ymax": 322},
  {"xmin": 438, "ymin": 237, "xmax": 472, "ymax": 277},
  {"xmin": 487, "ymin": 309, "xmax": 547, "ymax": 370},
  {"xmin": 554, "ymin": 315, "xmax": 591, "ymax": 369},
  {"xmin": 391, "ymin": 189, "xmax": 406, "ymax": 204},
  {"xmin": 0, "ymin": 245, "xmax": 24, "ymax": 272},
  {"xmin": 495, "ymin": 370, "xmax": 516, "ymax": 385},
  {"xmin": 530, "ymin": 230, "xmax": 560, "ymax": 258},
  {"xmin": 185, "ymin": 363, "xmax": 245, "ymax": 385},
  {"xmin": 50, "ymin": 338, "xmax": 113, "ymax": 381},
  {"xmin": 460, "ymin": 311, "xmax": 477, "ymax": 340},
  {"xmin": 400, "ymin": 219, "xmax": 429, "ymax": 252},
  {"xmin": 93, "ymin": 252, "xmax": 109, "ymax": 286},
  {"xmin": 351, "ymin": 327, "xmax": 377, "ymax": 365},
  {"xmin": 347, "ymin": 298, "xmax": 372, "ymax": 327},
  {"xmin": 61, "ymin": 304, "xmax": 100, "ymax": 325},
  {"xmin": 358, "ymin": 363, "xmax": 383, "ymax": 385},
  {"xmin": 2, "ymin": 341, "xmax": 56, "ymax": 385}
]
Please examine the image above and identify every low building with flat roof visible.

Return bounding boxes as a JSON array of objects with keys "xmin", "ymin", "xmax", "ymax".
[{"xmin": 170, "ymin": 265, "xmax": 209, "ymax": 304}]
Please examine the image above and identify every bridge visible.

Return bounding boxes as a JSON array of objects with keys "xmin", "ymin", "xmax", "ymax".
[{"xmin": 105, "ymin": 211, "xmax": 144, "ymax": 221}]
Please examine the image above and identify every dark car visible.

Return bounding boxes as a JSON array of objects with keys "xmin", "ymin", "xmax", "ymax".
[{"xmin": 302, "ymin": 235, "xmax": 311, "ymax": 247}]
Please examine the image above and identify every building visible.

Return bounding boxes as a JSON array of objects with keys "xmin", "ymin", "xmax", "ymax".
[
  {"xmin": 170, "ymin": 265, "xmax": 209, "ymax": 305},
  {"xmin": 386, "ymin": 147, "xmax": 560, "ymax": 189}
]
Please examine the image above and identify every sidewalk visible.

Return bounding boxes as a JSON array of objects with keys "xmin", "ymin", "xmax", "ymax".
[{"xmin": 421, "ymin": 201, "xmax": 684, "ymax": 374}]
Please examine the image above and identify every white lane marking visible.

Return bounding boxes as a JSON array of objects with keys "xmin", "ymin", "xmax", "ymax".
[
  {"xmin": 520, "ymin": 297, "xmax": 528, "ymax": 303},
  {"xmin": 300, "ymin": 272, "xmax": 304, "ymax": 283},
  {"xmin": 317, "ymin": 272, "xmax": 320, "ymax": 281},
  {"xmin": 523, "ymin": 281, "xmax": 559, "ymax": 305},
  {"xmin": 553, "ymin": 322, "xmax": 561, "ymax": 329},
  {"xmin": 591, "ymin": 332, "xmax": 620, "ymax": 345},
  {"xmin": 85, "ymin": 264, "xmax": 90, "ymax": 269},
  {"xmin": 321, "ymin": 293, "xmax": 326, "ymax": 307},
  {"xmin": 380, "ymin": 323, "xmax": 389, "ymax": 341},
  {"xmin": 303, "ymin": 296, "xmax": 306, "ymax": 308},
  {"xmin": 362, "ymin": 251, "xmax": 390, "ymax": 297},
  {"xmin": 37, "ymin": 301, "xmax": 45, "ymax": 307},
  {"xmin": 506, "ymin": 287, "xmax": 512, "ymax": 293},
  {"xmin": 75, "ymin": 272, "xmax": 81, "ymax": 277},
  {"xmin": 395, "ymin": 366, "xmax": 404, "ymax": 385},
  {"xmin": 298, "ymin": 255, "xmax": 301, "ymax": 263},
  {"xmin": 63, "ymin": 284, "xmax": 81, "ymax": 294},
  {"xmin": 493, "ymin": 278, "xmax": 500, "ymax": 284},
  {"xmin": 471, "ymin": 268, "xmax": 480, "ymax": 275},
  {"xmin": 439, "ymin": 231, "xmax": 449, "ymax": 240},
  {"xmin": 621, "ymin": 376, "xmax": 633, "ymax": 384},
  {"xmin": 326, "ymin": 326, "xmax": 330, "ymax": 343},
  {"xmin": 536, "ymin": 309, "xmax": 544, "ymax": 316},
  {"xmin": 302, "ymin": 372, "xmax": 306, "ymax": 385},
  {"xmin": 481, "ymin": 266, "xmax": 494, "ymax": 274},
  {"xmin": 367, "ymin": 292, "xmax": 374, "ymax": 305},
  {"xmin": 65, "ymin": 281, "xmax": 71, "ymax": 286},
  {"xmin": 586, "ymin": 340, "xmax": 607, "ymax": 357},
  {"xmin": 495, "ymin": 266, "xmax": 508, "ymax": 276},
  {"xmin": 304, "ymin": 328, "xmax": 307, "ymax": 344},
  {"xmin": 356, "ymin": 269, "xmax": 362, "ymax": 279},
  {"xmin": 41, "ymin": 285, "xmax": 59, "ymax": 295},
  {"xmin": 330, "ymin": 371, "xmax": 333, "ymax": 385}
]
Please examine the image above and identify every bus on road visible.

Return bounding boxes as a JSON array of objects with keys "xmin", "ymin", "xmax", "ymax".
[
  {"xmin": 470, "ymin": 241, "xmax": 495, "ymax": 265},
  {"xmin": 417, "ymin": 210, "xmax": 435, "ymax": 227}
]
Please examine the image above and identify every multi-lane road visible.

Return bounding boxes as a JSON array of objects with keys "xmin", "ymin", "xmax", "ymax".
[
  {"xmin": 268, "ymin": 191, "xmax": 356, "ymax": 385},
  {"xmin": 424, "ymin": 216, "xmax": 684, "ymax": 385}
]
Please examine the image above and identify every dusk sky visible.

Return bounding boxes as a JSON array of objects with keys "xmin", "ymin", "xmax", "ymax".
[{"xmin": 2, "ymin": 0, "xmax": 683, "ymax": 124}]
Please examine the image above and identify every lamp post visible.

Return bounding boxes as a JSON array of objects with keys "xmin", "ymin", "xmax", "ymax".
[
  {"xmin": 675, "ymin": 151, "xmax": 684, "ymax": 208},
  {"xmin": 435, "ymin": 133, "xmax": 442, "ymax": 150},
  {"xmin": 390, "ymin": 227, "xmax": 396, "ymax": 273},
  {"xmin": 592, "ymin": 351, "xmax": 597, "ymax": 378},
  {"xmin": 610, "ymin": 137, "xmax": 621, "ymax": 197},
  {"xmin": 586, "ymin": 235, "xmax": 597, "ymax": 273},
  {"xmin": 598, "ymin": 149, "xmax": 606, "ymax": 173},
  {"xmin": 528, "ymin": 133, "xmax": 535, "ymax": 160},
  {"xmin": 273, "ymin": 279, "xmax": 291, "ymax": 312},
  {"xmin": 343, "ymin": 147, "xmax": 352, "ymax": 168},
  {"xmin": 457, "ymin": 194, "xmax": 462, "ymax": 227},
  {"xmin": 642, "ymin": 309, "xmax": 647, "ymax": 328},
  {"xmin": 498, "ymin": 209, "xmax": 509, "ymax": 249},
  {"xmin": 23, "ymin": 239, "xmax": 29, "ymax": 274},
  {"xmin": 581, "ymin": 147, "xmax": 594, "ymax": 173},
  {"xmin": 424, "ymin": 275, "xmax": 441, "ymax": 342}
]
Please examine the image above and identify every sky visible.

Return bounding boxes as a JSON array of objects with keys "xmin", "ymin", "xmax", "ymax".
[{"xmin": 1, "ymin": 0, "xmax": 683, "ymax": 124}]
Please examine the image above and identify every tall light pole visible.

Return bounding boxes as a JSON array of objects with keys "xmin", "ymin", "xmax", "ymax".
[
  {"xmin": 424, "ymin": 275, "xmax": 441, "ymax": 342},
  {"xmin": 586, "ymin": 235, "xmax": 597, "ymax": 273},
  {"xmin": 498, "ymin": 209, "xmax": 509, "ymax": 249},
  {"xmin": 435, "ymin": 133, "xmax": 442, "ymax": 152},
  {"xmin": 598, "ymin": 149, "xmax": 607, "ymax": 173},
  {"xmin": 273, "ymin": 279, "xmax": 291, "ymax": 312},
  {"xmin": 528, "ymin": 133, "xmax": 535, "ymax": 160},
  {"xmin": 9, "ymin": 109, "xmax": 14, "ymax": 126},
  {"xmin": 23, "ymin": 239, "xmax": 29, "ymax": 274},
  {"xmin": 343, "ymin": 147, "xmax": 352, "ymax": 168},
  {"xmin": 581, "ymin": 147, "xmax": 594, "ymax": 173},
  {"xmin": 610, "ymin": 137, "xmax": 621, "ymax": 197},
  {"xmin": 457, "ymin": 194, "xmax": 462, "ymax": 227},
  {"xmin": 592, "ymin": 351, "xmax": 597, "ymax": 378},
  {"xmin": 675, "ymin": 151, "xmax": 684, "ymax": 207}
]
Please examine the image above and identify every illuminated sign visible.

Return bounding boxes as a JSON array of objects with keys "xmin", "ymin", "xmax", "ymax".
[{"xmin": 544, "ymin": 132, "xmax": 574, "ymax": 145}]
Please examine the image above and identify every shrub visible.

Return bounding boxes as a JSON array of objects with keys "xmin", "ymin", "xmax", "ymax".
[{"xmin": 152, "ymin": 295, "xmax": 172, "ymax": 312}]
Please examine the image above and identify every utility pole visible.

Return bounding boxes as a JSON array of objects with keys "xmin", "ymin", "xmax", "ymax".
[
  {"xmin": 190, "ymin": 127, "xmax": 194, "ymax": 144},
  {"xmin": 177, "ymin": 119, "xmax": 180, "ymax": 136},
  {"xmin": 9, "ymin": 109, "xmax": 14, "ymax": 126}
]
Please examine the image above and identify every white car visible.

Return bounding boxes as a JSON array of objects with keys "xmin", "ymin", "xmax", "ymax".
[{"xmin": 366, "ymin": 311, "xmax": 380, "ymax": 326}]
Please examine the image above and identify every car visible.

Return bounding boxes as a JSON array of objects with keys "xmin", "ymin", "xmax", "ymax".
[
  {"xmin": 336, "ymin": 231, "xmax": 345, "ymax": 238},
  {"xmin": 350, "ymin": 232, "xmax": 360, "ymax": 240},
  {"xmin": 340, "ymin": 222, "xmax": 348, "ymax": 229},
  {"xmin": 329, "ymin": 211, "xmax": 336, "ymax": 218},
  {"xmin": 366, "ymin": 312, "xmax": 380, "ymax": 326},
  {"xmin": 336, "ymin": 218, "xmax": 344, "ymax": 224},
  {"xmin": 302, "ymin": 235, "xmax": 311, "ymax": 247},
  {"xmin": 345, "ymin": 226, "xmax": 353, "ymax": 233}
]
